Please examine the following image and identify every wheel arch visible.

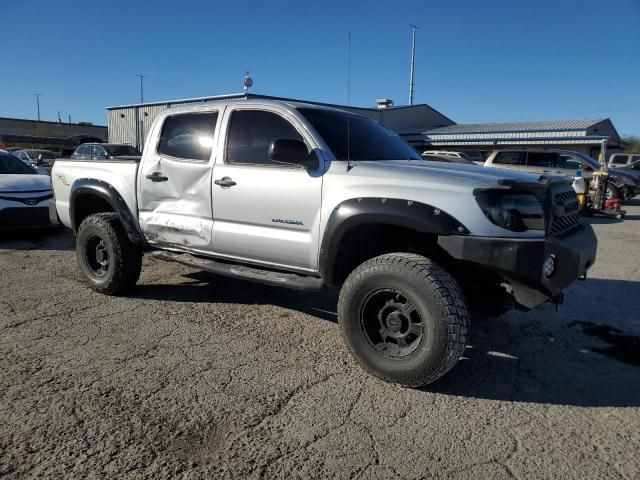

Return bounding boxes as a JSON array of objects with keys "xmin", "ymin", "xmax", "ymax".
[
  {"xmin": 70, "ymin": 178, "xmax": 145, "ymax": 245},
  {"xmin": 319, "ymin": 197, "xmax": 469, "ymax": 286}
]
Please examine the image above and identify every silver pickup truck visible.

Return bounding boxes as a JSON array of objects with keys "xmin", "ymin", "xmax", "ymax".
[{"xmin": 51, "ymin": 99, "xmax": 597, "ymax": 386}]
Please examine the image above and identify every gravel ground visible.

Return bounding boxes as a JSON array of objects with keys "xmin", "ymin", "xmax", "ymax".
[{"xmin": 1, "ymin": 202, "xmax": 639, "ymax": 479}]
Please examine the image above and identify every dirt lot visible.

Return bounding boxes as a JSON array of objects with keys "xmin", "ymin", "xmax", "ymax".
[{"xmin": 1, "ymin": 203, "xmax": 639, "ymax": 479}]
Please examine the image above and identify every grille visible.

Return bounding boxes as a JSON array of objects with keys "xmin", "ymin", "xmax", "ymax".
[
  {"xmin": 0, "ymin": 207, "xmax": 50, "ymax": 228},
  {"xmin": 547, "ymin": 185, "xmax": 580, "ymax": 236}
]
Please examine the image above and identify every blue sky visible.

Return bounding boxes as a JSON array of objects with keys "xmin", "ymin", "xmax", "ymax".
[{"xmin": 2, "ymin": 0, "xmax": 639, "ymax": 135}]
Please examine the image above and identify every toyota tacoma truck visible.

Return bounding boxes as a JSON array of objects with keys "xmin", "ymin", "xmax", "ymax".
[{"xmin": 51, "ymin": 99, "xmax": 597, "ymax": 387}]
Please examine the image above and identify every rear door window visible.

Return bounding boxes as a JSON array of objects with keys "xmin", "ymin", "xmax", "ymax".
[
  {"xmin": 493, "ymin": 152, "xmax": 524, "ymax": 165},
  {"xmin": 158, "ymin": 112, "xmax": 218, "ymax": 161}
]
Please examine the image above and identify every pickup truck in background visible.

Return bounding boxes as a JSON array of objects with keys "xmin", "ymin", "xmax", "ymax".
[{"xmin": 51, "ymin": 99, "xmax": 597, "ymax": 386}]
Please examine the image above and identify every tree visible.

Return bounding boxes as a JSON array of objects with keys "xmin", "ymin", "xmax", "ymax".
[{"xmin": 622, "ymin": 135, "xmax": 640, "ymax": 153}]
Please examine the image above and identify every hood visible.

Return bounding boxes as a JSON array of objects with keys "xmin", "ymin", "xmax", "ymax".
[
  {"xmin": 0, "ymin": 174, "xmax": 52, "ymax": 193},
  {"xmin": 351, "ymin": 160, "xmax": 563, "ymax": 189}
]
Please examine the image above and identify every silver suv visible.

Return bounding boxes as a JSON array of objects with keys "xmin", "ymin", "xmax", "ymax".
[
  {"xmin": 51, "ymin": 99, "xmax": 597, "ymax": 386},
  {"xmin": 484, "ymin": 149, "xmax": 639, "ymax": 199}
]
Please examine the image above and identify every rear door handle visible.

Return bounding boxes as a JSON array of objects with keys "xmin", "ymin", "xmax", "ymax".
[
  {"xmin": 146, "ymin": 171, "xmax": 168, "ymax": 182},
  {"xmin": 215, "ymin": 176, "xmax": 236, "ymax": 187}
]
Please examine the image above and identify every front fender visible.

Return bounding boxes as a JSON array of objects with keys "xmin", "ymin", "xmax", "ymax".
[{"xmin": 318, "ymin": 197, "xmax": 469, "ymax": 285}]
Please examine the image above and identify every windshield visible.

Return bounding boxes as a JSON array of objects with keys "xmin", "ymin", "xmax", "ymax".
[
  {"xmin": 26, "ymin": 150, "xmax": 57, "ymax": 159},
  {"xmin": 573, "ymin": 152, "xmax": 602, "ymax": 170},
  {"xmin": 0, "ymin": 153, "xmax": 36, "ymax": 174},
  {"xmin": 104, "ymin": 145, "xmax": 141, "ymax": 156},
  {"xmin": 298, "ymin": 108, "xmax": 421, "ymax": 161}
]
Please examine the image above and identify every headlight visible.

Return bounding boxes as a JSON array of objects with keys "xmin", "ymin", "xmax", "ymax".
[{"xmin": 474, "ymin": 189, "xmax": 545, "ymax": 232}]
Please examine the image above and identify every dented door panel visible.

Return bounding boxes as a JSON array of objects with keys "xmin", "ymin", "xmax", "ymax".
[
  {"xmin": 138, "ymin": 162, "xmax": 214, "ymax": 247},
  {"xmin": 137, "ymin": 108, "xmax": 221, "ymax": 250}
]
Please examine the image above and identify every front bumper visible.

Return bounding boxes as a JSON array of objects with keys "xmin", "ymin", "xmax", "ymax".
[
  {"xmin": 438, "ymin": 224, "xmax": 597, "ymax": 309},
  {"xmin": 0, "ymin": 206, "xmax": 52, "ymax": 230}
]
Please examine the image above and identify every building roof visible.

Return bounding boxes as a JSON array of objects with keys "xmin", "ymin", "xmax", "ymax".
[
  {"xmin": 106, "ymin": 92, "xmax": 454, "ymax": 124},
  {"xmin": 424, "ymin": 119, "xmax": 605, "ymax": 135}
]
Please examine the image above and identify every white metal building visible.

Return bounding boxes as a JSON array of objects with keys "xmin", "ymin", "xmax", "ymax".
[
  {"xmin": 107, "ymin": 93, "xmax": 454, "ymax": 150},
  {"xmin": 106, "ymin": 92, "xmax": 625, "ymax": 159}
]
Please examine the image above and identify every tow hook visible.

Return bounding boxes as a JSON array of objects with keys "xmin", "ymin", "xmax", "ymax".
[{"xmin": 550, "ymin": 292, "xmax": 565, "ymax": 311}]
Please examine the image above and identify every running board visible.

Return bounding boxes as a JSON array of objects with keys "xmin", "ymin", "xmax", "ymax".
[{"xmin": 151, "ymin": 251, "xmax": 325, "ymax": 291}]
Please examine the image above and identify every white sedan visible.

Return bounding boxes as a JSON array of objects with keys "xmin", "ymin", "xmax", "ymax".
[{"xmin": 0, "ymin": 151, "xmax": 54, "ymax": 230}]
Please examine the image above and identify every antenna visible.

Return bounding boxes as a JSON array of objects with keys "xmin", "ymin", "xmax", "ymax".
[
  {"xmin": 409, "ymin": 24, "xmax": 418, "ymax": 105},
  {"xmin": 347, "ymin": 32, "xmax": 352, "ymax": 171}
]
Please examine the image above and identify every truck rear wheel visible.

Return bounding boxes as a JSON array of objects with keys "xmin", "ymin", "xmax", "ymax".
[
  {"xmin": 338, "ymin": 253, "xmax": 469, "ymax": 387},
  {"xmin": 76, "ymin": 213, "xmax": 142, "ymax": 295}
]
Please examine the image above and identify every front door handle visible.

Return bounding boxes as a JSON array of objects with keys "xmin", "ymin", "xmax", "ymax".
[
  {"xmin": 215, "ymin": 176, "xmax": 236, "ymax": 187},
  {"xmin": 146, "ymin": 171, "xmax": 168, "ymax": 182}
]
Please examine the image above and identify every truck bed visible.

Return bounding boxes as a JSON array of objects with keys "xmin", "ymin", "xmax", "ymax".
[{"xmin": 51, "ymin": 159, "xmax": 140, "ymax": 229}]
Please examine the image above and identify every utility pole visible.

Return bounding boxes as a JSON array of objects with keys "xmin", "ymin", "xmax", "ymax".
[
  {"xmin": 33, "ymin": 93, "xmax": 42, "ymax": 121},
  {"xmin": 136, "ymin": 74, "xmax": 146, "ymax": 103},
  {"xmin": 408, "ymin": 25, "xmax": 418, "ymax": 106}
]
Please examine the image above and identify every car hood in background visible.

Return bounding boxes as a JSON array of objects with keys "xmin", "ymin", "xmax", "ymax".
[
  {"xmin": 0, "ymin": 174, "xmax": 51, "ymax": 192},
  {"xmin": 610, "ymin": 168, "xmax": 640, "ymax": 182}
]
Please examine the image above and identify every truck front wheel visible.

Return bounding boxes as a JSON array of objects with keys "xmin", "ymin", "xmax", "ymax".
[
  {"xmin": 338, "ymin": 253, "xmax": 469, "ymax": 387},
  {"xmin": 76, "ymin": 213, "xmax": 142, "ymax": 295}
]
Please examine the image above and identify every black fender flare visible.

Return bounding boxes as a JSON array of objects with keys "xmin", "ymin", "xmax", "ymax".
[
  {"xmin": 70, "ymin": 178, "xmax": 145, "ymax": 245},
  {"xmin": 318, "ymin": 197, "xmax": 468, "ymax": 286}
]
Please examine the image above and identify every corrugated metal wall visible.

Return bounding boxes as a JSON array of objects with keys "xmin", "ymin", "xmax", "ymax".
[
  {"xmin": 138, "ymin": 104, "xmax": 168, "ymax": 148},
  {"xmin": 108, "ymin": 98, "xmax": 233, "ymax": 150},
  {"xmin": 108, "ymin": 107, "xmax": 137, "ymax": 145}
]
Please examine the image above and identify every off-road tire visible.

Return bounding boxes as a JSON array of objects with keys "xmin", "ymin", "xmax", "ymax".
[
  {"xmin": 338, "ymin": 253, "xmax": 469, "ymax": 387},
  {"xmin": 76, "ymin": 213, "xmax": 142, "ymax": 295}
]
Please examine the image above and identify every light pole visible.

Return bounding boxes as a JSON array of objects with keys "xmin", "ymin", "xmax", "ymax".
[
  {"xmin": 33, "ymin": 93, "xmax": 42, "ymax": 121},
  {"xmin": 408, "ymin": 25, "xmax": 418, "ymax": 106},
  {"xmin": 136, "ymin": 74, "xmax": 146, "ymax": 103}
]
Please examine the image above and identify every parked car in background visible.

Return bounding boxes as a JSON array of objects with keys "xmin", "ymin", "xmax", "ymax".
[
  {"xmin": 13, "ymin": 149, "xmax": 58, "ymax": 167},
  {"xmin": 422, "ymin": 153, "xmax": 477, "ymax": 165},
  {"xmin": 422, "ymin": 150, "xmax": 481, "ymax": 164},
  {"xmin": 609, "ymin": 153, "xmax": 640, "ymax": 173},
  {"xmin": 0, "ymin": 150, "xmax": 54, "ymax": 230},
  {"xmin": 484, "ymin": 149, "xmax": 639, "ymax": 200},
  {"xmin": 70, "ymin": 143, "xmax": 141, "ymax": 160}
]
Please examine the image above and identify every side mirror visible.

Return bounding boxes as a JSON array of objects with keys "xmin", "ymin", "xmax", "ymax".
[{"xmin": 269, "ymin": 138, "xmax": 318, "ymax": 170}]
